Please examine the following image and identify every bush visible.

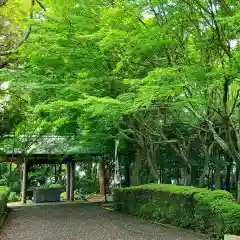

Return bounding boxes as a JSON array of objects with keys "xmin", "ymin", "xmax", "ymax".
[
  {"xmin": 11, "ymin": 181, "xmax": 21, "ymax": 194},
  {"xmin": 60, "ymin": 191, "xmax": 66, "ymax": 200},
  {"xmin": 113, "ymin": 184, "xmax": 240, "ymax": 236},
  {"xmin": 0, "ymin": 186, "xmax": 9, "ymax": 202},
  {"xmin": 0, "ymin": 179, "xmax": 7, "ymax": 186},
  {"xmin": 75, "ymin": 178, "xmax": 98, "ymax": 194},
  {"xmin": 8, "ymin": 192, "xmax": 20, "ymax": 202},
  {"xmin": 0, "ymin": 186, "xmax": 9, "ymax": 220}
]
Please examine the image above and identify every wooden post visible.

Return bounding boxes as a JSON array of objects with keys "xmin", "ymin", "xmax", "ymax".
[
  {"xmin": 66, "ymin": 162, "xmax": 71, "ymax": 201},
  {"xmin": 99, "ymin": 162, "xmax": 105, "ymax": 195},
  {"xmin": 70, "ymin": 161, "xmax": 75, "ymax": 201},
  {"xmin": 22, "ymin": 161, "xmax": 28, "ymax": 204}
]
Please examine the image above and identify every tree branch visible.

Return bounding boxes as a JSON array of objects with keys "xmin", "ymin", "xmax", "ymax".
[
  {"xmin": 182, "ymin": 122, "xmax": 209, "ymax": 132},
  {"xmin": 218, "ymin": 0, "xmax": 233, "ymax": 16},
  {"xmin": 36, "ymin": 0, "xmax": 46, "ymax": 11},
  {"xmin": 0, "ymin": 0, "xmax": 35, "ymax": 57},
  {"xmin": 0, "ymin": 51, "xmax": 17, "ymax": 56},
  {"xmin": 0, "ymin": 60, "xmax": 9, "ymax": 68},
  {"xmin": 186, "ymin": 105, "xmax": 237, "ymax": 161},
  {"xmin": 136, "ymin": 16, "xmax": 146, "ymax": 27},
  {"xmin": 0, "ymin": 0, "xmax": 8, "ymax": 7},
  {"xmin": 229, "ymin": 89, "xmax": 240, "ymax": 117}
]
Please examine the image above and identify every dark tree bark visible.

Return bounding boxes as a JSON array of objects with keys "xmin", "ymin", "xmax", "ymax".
[
  {"xmin": 190, "ymin": 165, "xmax": 198, "ymax": 186},
  {"xmin": 99, "ymin": 162, "xmax": 106, "ymax": 195},
  {"xmin": 0, "ymin": 0, "xmax": 8, "ymax": 7},
  {"xmin": 58, "ymin": 164, "xmax": 62, "ymax": 182},
  {"xmin": 214, "ymin": 165, "xmax": 221, "ymax": 189},
  {"xmin": 123, "ymin": 161, "xmax": 130, "ymax": 187},
  {"xmin": 236, "ymin": 162, "xmax": 240, "ymax": 202},
  {"xmin": 226, "ymin": 159, "xmax": 232, "ymax": 192},
  {"xmin": 54, "ymin": 165, "xmax": 56, "ymax": 183}
]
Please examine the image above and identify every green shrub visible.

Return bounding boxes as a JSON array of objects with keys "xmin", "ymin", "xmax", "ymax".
[
  {"xmin": 0, "ymin": 186, "xmax": 9, "ymax": 217},
  {"xmin": 76, "ymin": 178, "xmax": 99, "ymax": 194},
  {"xmin": 0, "ymin": 186, "xmax": 9, "ymax": 192},
  {"xmin": 60, "ymin": 191, "xmax": 66, "ymax": 200},
  {"xmin": 8, "ymin": 192, "xmax": 20, "ymax": 202},
  {"xmin": 0, "ymin": 186, "xmax": 9, "ymax": 202},
  {"xmin": 11, "ymin": 181, "xmax": 21, "ymax": 194},
  {"xmin": 0, "ymin": 179, "xmax": 7, "ymax": 186},
  {"xmin": 113, "ymin": 184, "xmax": 240, "ymax": 236}
]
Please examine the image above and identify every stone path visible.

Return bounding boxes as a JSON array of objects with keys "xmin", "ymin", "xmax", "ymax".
[{"xmin": 0, "ymin": 203, "xmax": 206, "ymax": 240}]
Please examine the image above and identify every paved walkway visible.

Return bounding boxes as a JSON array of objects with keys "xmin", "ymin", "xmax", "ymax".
[{"xmin": 0, "ymin": 203, "xmax": 206, "ymax": 240}]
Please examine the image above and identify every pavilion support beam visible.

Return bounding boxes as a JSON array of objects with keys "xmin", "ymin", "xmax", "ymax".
[
  {"xmin": 99, "ymin": 162, "xmax": 106, "ymax": 195},
  {"xmin": 22, "ymin": 161, "xmax": 28, "ymax": 204},
  {"xmin": 70, "ymin": 161, "xmax": 75, "ymax": 201},
  {"xmin": 66, "ymin": 162, "xmax": 71, "ymax": 201}
]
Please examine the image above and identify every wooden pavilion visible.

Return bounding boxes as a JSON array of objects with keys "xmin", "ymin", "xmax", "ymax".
[{"xmin": 0, "ymin": 135, "xmax": 102, "ymax": 203}]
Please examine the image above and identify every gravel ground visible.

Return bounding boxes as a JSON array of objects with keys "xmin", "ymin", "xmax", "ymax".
[{"xmin": 0, "ymin": 203, "xmax": 206, "ymax": 240}]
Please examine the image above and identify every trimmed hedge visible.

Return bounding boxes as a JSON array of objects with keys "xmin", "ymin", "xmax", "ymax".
[
  {"xmin": 0, "ymin": 186, "xmax": 9, "ymax": 228},
  {"xmin": 113, "ymin": 184, "xmax": 240, "ymax": 236}
]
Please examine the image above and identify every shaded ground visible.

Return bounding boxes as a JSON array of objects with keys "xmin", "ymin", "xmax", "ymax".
[
  {"xmin": 0, "ymin": 203, "xmax": 206, "ymax": 240},
  {"xmin": 87, "ymin": 194, "xmax": 113, "ymax": 202}
]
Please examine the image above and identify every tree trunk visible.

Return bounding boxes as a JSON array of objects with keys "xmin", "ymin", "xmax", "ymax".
[
  {"xmin": 55, "ymin": 165, "xmax": 57, "ymax": 183},
  {"xmin": 179, "ymin": 168, "xmax": 185, "ymax": 184},
  {"xmin": 131, "ymin": 149, "xmax": 142, "ymax": 185},
  {"xmin": 93, "ymin": 163, "xmax": 98, "ymax": 189},
  {"xmin": 199, "ymin": 157, "xmax": 209, "ymax": 187},
  {"xmin": 191, "ymin": 166, "xmax": 197, "ymax": 186},
  {"xmin": 58, "ymin": 164, "xmax": 62, "ymax": 182},
  {"xmin": 226, "ymin": 160, "xmax": 232, "ymax": 192},
  {"xmin": 163, "ymin": 168, "xmax": 171, "ymax": 184},
  {"xmin": 214, "ymin": 165, "xmax": 221, "ymax": 189},
  {"xmin": 236, "ymin": 162, "xmax": 240, "ymax": 203},
  {"xmin": 179, "ymin": 167, "xmax": 191, "ymax": 185},
  {"xmin": 123, "ymin": 161, "xmax": 130, "ymax": 187},
  {"xmin": 147, "ymin": 155, "xmax": 159, "ymax": 182},
  {"xmin": 99, "ymin": 162, "xmax": 106, "ymax": 194},
  {"xmin": 105, "ymin": 164, "xmax": 110, "ymax": 194},
  {"xmin": 187, "ymin": 166, "xmax": 192, "ymax": 185},
  {"xmin": 159, "ymin": 168, "xmax": 163, "ymax": 184}
]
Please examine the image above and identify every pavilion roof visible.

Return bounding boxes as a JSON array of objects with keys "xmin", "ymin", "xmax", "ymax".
[{"xmin": 0, "ymin": 135, "xmax": 102, "ymax": 156}]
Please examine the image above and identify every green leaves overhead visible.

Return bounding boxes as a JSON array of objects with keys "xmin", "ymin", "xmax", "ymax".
[{"xmin": 1, "ymin": 0, "xmax": 240, "ymax": 188}]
